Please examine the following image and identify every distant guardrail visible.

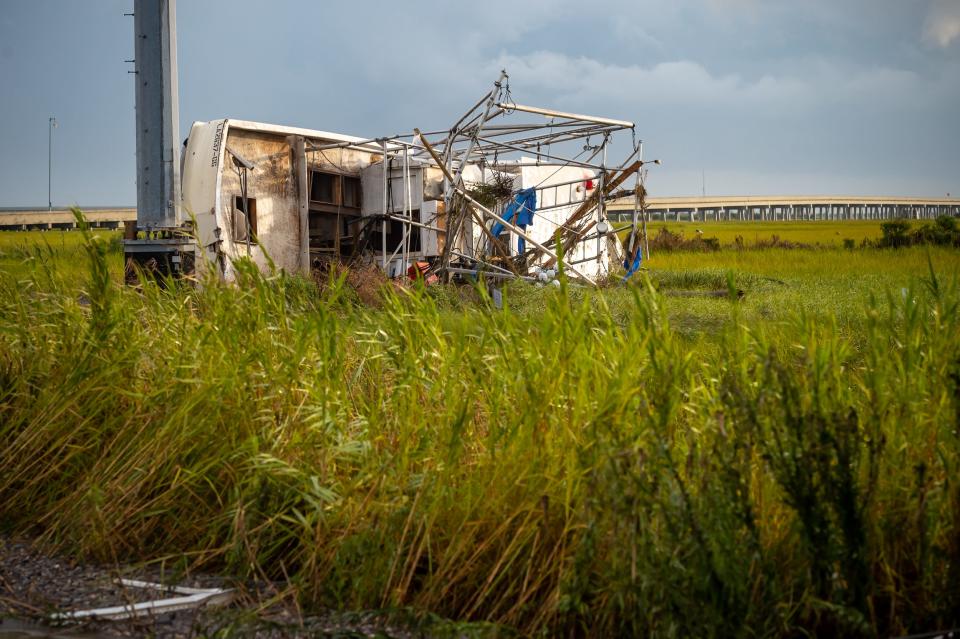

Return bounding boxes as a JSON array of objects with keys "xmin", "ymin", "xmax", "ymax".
[
  {"xmin": 0, "ymin": 207, "xmax": 136, "ymax": 230},
  {"xmin": 607, "ymin": 196, "xmax": 960, "ymax": 222}
]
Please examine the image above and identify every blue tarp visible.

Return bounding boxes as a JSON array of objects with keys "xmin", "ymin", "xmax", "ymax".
[
  {"xmin": 622, "ymin": 241, "xmax": 642, "ymax": 281},
  {"xmin": 490, "ymin": 188, "xmax": 537, "ymax": 254}
]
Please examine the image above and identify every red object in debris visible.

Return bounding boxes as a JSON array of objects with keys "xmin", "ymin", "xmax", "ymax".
[
  {"xmin": 408, "ymin": 261, "xmax": 429, "ymax": 280},
  {"xmin": 584, "ymin": 179, "xmax": 595, "ymax": 190},
  {"xmin": 407, "ymin": 261, "xmax": 438, "ymax": 284}
]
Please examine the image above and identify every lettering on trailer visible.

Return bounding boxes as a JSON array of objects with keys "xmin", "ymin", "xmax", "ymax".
[{"xmin": 211, "ymin": 121, "xmax": 225, "ymax": 168}]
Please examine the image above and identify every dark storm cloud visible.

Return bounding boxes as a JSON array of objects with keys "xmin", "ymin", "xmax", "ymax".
[{"xmin": 0, "ymin": 0, "xmax": 956, "ymax": 204}]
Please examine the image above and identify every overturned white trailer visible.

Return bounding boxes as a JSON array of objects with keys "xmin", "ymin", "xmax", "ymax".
[
  {"xmin": 123, "ymin": 2, "xmax": 649, "ymax": 286},
  {"xmin": 129, "ymin": 75, "xmax": 649, "ymax": 285}
]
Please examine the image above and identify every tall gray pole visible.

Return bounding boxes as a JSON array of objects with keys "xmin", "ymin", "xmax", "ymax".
[
  {"xmin": 48, "ymin": 117, "xmax": 57, "ymax": 212},
  {"xmin": 381, "ymin": 139, "xmax": 388, "ymax": 270},
  {"xmin": 133, "ymin": 0, "xmax": 180, "ymax": 229}
]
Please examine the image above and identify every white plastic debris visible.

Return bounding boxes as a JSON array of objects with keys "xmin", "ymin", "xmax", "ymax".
[{"xmin": 50, "ymin": 578, "xmax": 234, "ymax": 622}]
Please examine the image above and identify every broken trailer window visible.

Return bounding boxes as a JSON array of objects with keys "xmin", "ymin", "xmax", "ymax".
[{"xmin": 233, "ymin": 196, "xmax": 257, "ymax": 242}]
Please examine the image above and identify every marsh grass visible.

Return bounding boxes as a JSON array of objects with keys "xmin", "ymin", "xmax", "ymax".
[
  {"xmin": 1, "ymin": 225, "xmax": 959, "ymax": 636},
  {"xmin": 616, "ymin": 220, "xmax": 887, "ymax": 247}
]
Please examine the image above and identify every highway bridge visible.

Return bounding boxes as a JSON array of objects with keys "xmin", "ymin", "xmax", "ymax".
[
  {"xmin": 0, "ymin": 207, "xmax": 135, "ymax": 230},
  {"xmin": 608, "ymin": 195, "xmax": 960, "ymax": 222},
  {"xmin": 1, "ymin": 196, "xmax": 958, "ymax": 231}
]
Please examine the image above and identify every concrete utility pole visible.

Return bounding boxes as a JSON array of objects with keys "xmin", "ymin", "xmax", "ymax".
[
  {"xmin": 48, "ymin": 117, "xmax": 57, "ymax": 212},
  {"xmin": 133, "ymin": 0, "xmax": 180, "ymax": 229}
]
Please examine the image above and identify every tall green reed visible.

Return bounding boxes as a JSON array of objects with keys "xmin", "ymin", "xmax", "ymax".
[{"xmin": 0, "ymin": 224, "xmax": 958, "ymax": 636}]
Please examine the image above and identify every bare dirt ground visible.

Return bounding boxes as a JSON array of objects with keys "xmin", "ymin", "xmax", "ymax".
[{"xmin": 0, "ymin": 537, "xmax": 426, "ymax": 638}]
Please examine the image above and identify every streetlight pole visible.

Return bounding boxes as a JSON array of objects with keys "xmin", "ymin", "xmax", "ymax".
[{"xmin": 48, "ymin": 117, "xmax": 57, "ymax": 212}]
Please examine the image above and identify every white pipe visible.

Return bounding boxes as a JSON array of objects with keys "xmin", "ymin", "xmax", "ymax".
[
  {"xmin": 496, "ymin": 103, "xmax": 634, "ymax": 128},
  {"xmin": 50, "ymin": 580, "xmax": 233, "ymax": 622},
  {"xmin": 387, "ymin": 214, "xmax": 442, "ymax": 232}
]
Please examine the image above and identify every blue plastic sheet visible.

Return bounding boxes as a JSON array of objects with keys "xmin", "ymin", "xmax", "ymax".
[
  {"xmin": 622, "ymin": 243, "xmax": 642, "ymax": 281},
  {"xmin": 490, "ymin": 188, "xmax": 537, "ymax": 254}
]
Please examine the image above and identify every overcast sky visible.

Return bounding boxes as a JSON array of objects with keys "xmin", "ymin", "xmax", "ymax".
[{"xmin": 1, "ymin": 0, "xmax": 958, "ymax": 206}]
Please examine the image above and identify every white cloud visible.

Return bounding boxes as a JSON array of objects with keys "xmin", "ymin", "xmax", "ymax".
[
  {"xmin": 612, "ymin": 20, "xmax": 665, "ymax": 53},
  {"xmin": 489, "ymin": 51, "xmax": 931, "ymax": 116},
  {"xmin": 924, "ymin": 0, "xmax": 960, "ymax": 48}
]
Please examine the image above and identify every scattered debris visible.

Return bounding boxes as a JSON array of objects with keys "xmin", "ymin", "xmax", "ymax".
[
  {"xmin": 650, "ymin": 227, "xmax": 720, "ymax": 252},
  {"xmin": 663, "ymin": 289, "xmax": 745, "ymax": 299},
  {"xmin": 49, "ymin": 579, "xmax": 233, "ymax": 623}
]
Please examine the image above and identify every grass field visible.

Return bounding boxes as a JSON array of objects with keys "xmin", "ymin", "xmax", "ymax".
[
  {"xmin": 1, "ymin": 223, "xmax": 959, "ymax": 636},
  {"xmin": 640, "ymin": 219, "xmax": 886, "ymax": 246}
]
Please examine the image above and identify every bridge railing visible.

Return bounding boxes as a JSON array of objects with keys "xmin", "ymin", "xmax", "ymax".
[{"xmin": 607, "ymin": 199, "xmax": 960, "ymax": 223}]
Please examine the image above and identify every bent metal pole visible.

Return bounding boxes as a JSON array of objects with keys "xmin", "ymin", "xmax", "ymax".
[
  {"xmin": 413, "ymin": 128, "xmax": 595, "ymax": 286},
  {"xmin": 451, "ymin": 185, "xmax": 597, "ymax": 287}
]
